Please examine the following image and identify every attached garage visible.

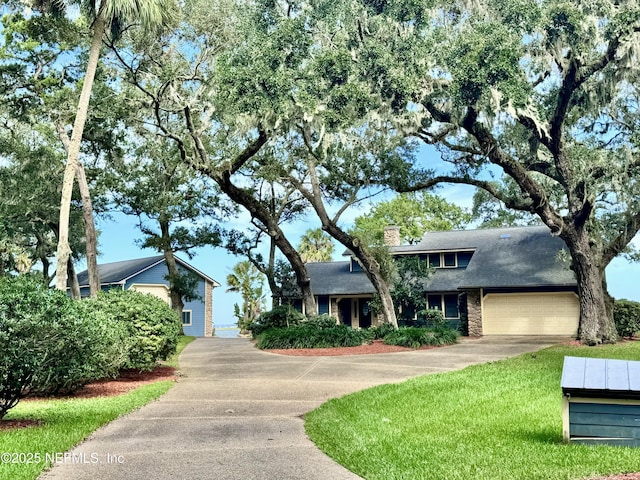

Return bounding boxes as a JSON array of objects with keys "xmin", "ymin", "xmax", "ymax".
[{"xmin": 482, "ymin": 292, "xmax": 579, "ymax": 335}]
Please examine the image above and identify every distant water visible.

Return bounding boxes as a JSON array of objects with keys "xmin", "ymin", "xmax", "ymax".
[{"xmin": 214, "ymin": 327, "xmax": 240, "ymax": 338}]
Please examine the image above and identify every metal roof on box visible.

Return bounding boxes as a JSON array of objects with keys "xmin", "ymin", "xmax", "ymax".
[{"xmin": 561, "ymin": 356, "xmax": 640, "ymax": 399}]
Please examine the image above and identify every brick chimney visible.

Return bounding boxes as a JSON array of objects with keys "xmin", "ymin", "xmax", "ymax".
[{"xmin": 383, "ymin": 226, "xmax": 401, "ymax": 247}]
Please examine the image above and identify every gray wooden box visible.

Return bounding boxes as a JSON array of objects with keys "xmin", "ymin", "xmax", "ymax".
[{"xmin": 561, "ymin": 356, "xmax": 640, "ymax": 446}]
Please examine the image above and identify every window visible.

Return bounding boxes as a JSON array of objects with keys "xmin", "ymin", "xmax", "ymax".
[
  {"xmin": 426, "ymin": 252, "xmax": 474, "ymax": 269},
  {"xmin": 427, "ymin": 294, "xmax": 442, "ymax": 310},
  {"xmin": 428, "ymin": 254, "xmax": 441, "ymax": 268},
  {"xmin": 457, "ymin": 251, "xmax": 473, "ymax": 268},
  {"xmin": 318, "ymin": 297, "xmax": 330, "ymax": 315},
  {"xmin": 444, "ymin": 294, "xmax": 459, "ymax": 318},
  {"xmin": 443, "ymin": 253, "xmax": 456, "ymax": 267},
  {"xmin": 350, "ymin": 257, "xmax": 364, "ymax": 272},
  {"xmin": 182, "ymin": 310, "xmax": 192, "ymax": 326},
  {"xmin": 427, "ymin": 294, "xmax": 460, "ymax": 318}
]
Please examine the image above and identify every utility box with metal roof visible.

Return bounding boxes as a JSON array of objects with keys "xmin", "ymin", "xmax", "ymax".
[{"xmin": 561, "ymin": 356, "xmax": 640, "ymax": 446}]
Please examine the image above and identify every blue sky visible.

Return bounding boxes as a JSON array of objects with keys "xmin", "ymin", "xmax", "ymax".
[{"xmin": 92, "ymin": 184, "xmax": 640, "ymax": 329}]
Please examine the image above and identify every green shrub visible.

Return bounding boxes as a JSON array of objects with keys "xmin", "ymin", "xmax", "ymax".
[
  {"xmin": 83, "ymin": 289, "xmax": 181, "ymax": 370},
  {"xmin": 256, "ymin": 323, "xmax": 367, "ymax": 349},
  {"xmin": 614, "ymin": 299, "xmax": 640, "ymax": 338},
  {"xmin": 29, "ymin": 300, "xmax": 129, "ymax": 396},
  {"xmin": 0, "ymin": 277, "xmax": 127, "ymax": 419},
  {"xmin": 369, "ymin": 322, "xmax": 396, "ymax": 339},
  {"xmin": 417, "ymin": 309, "xmax": 446, "ymax": 329},
  {"xmin": 384, "ymin": 326, "xmax": 459, "ymax": 348},
  {"xmin": 249, "ymin": 305, "xmax": 304, "ymax": 337},
  {"xmin": 305, "ymin": 314, "xmax": 338, "ymax": 329}
]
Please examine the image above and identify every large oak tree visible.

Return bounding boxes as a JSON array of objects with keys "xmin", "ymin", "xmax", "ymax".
[{"xmin": 346, "ymin": 0, "xmax": 640, "ymax": 344}]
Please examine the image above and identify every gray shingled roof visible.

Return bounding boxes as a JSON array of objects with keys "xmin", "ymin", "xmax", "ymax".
[
  {"xmin": 405, "ymin": 225, "xmax": 576, "ymax": 289},
  {"xmin": 75, "ymin": 255, "xmax": 220, "ymax": 288},
  {"xmin": 306, "ymin": 226, "xmax": 576, "ymax": 295},
  {"xmin": 304, "ymin": 261, "xmax": 376, "ymax": 296}
]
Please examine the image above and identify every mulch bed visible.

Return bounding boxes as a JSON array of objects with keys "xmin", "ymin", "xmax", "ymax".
[
  {"xmin": 0, "ymin": 419, "xmax": 43, "ymax": 430},
  {"xmin": 265, "ymin": 339, "xmax": 441, "ymax": 356},
  {"xmin": 66, "ymin": 366, "xmax": 179, "ymax": 399},
  {"xmin": 0, "ymin": 366, "xmax": 178, "ymax": 431}
]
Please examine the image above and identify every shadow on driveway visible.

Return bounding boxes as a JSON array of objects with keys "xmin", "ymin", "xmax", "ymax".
[{"xmin": 40, "ymin": 335, "xmax": 569, "ymax": 480}]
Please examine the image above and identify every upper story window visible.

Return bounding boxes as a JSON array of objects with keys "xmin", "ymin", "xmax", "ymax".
[
  {"xmin": 443, "ymin": 253, "xmax": 456, "ymax": 267},
  {"xmin": 350, "ymin": 257, "xmax": 364, "ymax": 272},
  {"xmin": 427, "ymin": 251, "xmax": 474, "ymax": 269}
]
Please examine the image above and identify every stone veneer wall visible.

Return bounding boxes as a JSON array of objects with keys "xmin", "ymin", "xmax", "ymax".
[
  {"xmin": 204, "ymin": 280, "xmax": 213, "ymax": 337},
  {"xmin": 465, "ymin": 289, "xmax": 483, "ymax": 337}
]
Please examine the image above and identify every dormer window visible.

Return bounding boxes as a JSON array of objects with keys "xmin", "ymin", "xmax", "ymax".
[
  {"xmin": 350, "ymin": 257, "xmax": 364, "ymax": 272},
  {"xmin": 443, "ymin": 253, "xmax": 456, "ymax": 267},
  {"xmin": 427, "ymin": 251, "xmax": 474, "ymax": 269}
]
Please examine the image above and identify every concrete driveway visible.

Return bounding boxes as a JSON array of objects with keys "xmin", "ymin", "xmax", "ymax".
[{"xmin": 40, "ymin": 335, "xmax": 569, "ymax": 480}]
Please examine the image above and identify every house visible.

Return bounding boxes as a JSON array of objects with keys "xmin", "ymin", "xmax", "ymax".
[
  {"xmin": 75, "ymin": 255, "xmax": 220, "ymax": 337},
  {"xmin": 298, "ymin": 225, "xmax": 579, "ymax": 336}
]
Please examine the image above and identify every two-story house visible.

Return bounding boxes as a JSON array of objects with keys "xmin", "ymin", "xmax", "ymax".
[
  {"xmin": 74, "ymin": 255, "xmax": 220, "ymax": 337},
  {"xmin": 295, "ymin": 225, "xmax": 579, "ymax": 336}
]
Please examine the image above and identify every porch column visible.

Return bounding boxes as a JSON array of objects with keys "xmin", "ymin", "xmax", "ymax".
[{"xmin": 465, "ymin": 289, "xmax": 483, "ymax": 337}]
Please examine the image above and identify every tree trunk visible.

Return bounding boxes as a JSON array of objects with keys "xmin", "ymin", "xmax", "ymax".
[
  {"xmin": 296, "ymin": 149, "xmax": 397, "ymax": 327},
  {"xmin": 322, "ymin": 223, "xmax": 398, "ymax": 328},
  {"xmin": 55, "ymin": 123, "xmax": 100, "ymax": 296},
  {"xmin": 75, "ymin": 162, "xmax": 100, "ymax": 296},
  {"xmin": 560, "ymin": 228, "xmax": 618, "ymax": 344},
  {"xmin": 216, "ymin": 173, "xmax": 318, "ymax": 316},
  {"xmin": 160, "ymin": 221, "xmax": 184, "ymax": 318},
  {"xmin": 182, "ymin": 127, "xmax": 318, "ymax": 316},
  {"xmin": 267, "ymin": 237, "xmax": 279, "ymax": 309},
  {"xmin": 66, "ymin": 258, "xmax": 81, "ymax": 299},
  {"xmin": 54, "ymin": 12, "xmax": 107, "ymax": 291}
]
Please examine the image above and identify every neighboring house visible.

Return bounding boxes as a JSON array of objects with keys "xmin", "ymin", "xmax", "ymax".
[
  {"xmin": 294, "ymin": 225, "xmax": 579, "ymax": 336},
  {"xmin": 74, "ymin": 256, "xmax": 220, "ymax": 337}
]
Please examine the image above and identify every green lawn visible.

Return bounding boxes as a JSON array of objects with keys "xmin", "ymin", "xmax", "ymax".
[
  {"xmin": 162, "ymin": 335, "xmax": 195, "ymax": 368},
  {"xmin": 0, "ymin": 382, "xmax": 173, "ymax": 480},
  {"xmin": 0, "ymin": 335, "xmax": 194, "ymax": 480},
  {"xmin": 305, "ymin": 341, "xmax": 640, "ymax": 480}
]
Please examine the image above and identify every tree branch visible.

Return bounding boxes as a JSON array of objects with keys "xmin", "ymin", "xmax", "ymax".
[
  {"xmin": 398, "ymin": 174, "xmax": 534, "ymax": 211},
  {"xmin": 602, "ymin": 211, "xmax": 640, "ymax": 267}
]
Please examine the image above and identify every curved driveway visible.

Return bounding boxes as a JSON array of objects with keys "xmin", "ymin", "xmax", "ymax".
[{"xmin": 40, "ymin": 336, "xmax": 568, "ymax": 480}]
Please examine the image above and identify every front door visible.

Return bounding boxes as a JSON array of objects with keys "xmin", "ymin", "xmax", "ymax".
[
  {"xmin": 338, "ymin": 299, "xmax": 352, "ymax": 327},
  {"xmin": 358, "ymin": 298, "xmax": 372, "ymax": 329}
]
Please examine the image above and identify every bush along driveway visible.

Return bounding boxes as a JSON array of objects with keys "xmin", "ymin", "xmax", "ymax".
[{"xmin": 38, "ymin": 335, "xmax": 569, "ymax": 480}]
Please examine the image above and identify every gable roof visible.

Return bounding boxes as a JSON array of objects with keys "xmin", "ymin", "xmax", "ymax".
[
  {"xmin": 74, "ymin": 255, "xmax": 220, "ymax": 288},
  {"xmin": 400, "ymin": 225, "xmax": 576, "ymax": 289},
  {"xmin": 305, "ymin": 226, "xmax": 575, "ymax": 296},
  {"xmin": 304, "ymin": 261, "xmax": 376, "ymax": 296},
  {"xmin": 417, "ymin": 226, "xmax": 576, "ymax": 288}
]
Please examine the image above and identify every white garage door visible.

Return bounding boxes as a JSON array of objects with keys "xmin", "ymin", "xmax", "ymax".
[{"xmin": 482, "ymin": 292, "xmax": 579, "ymax": 335}]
